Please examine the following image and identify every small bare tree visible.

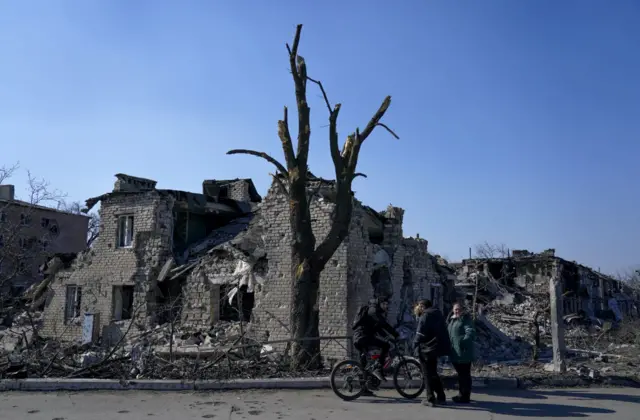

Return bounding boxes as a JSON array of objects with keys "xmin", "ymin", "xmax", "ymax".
[
  {"xmin": 474, "ymin": 241, "xmax": 509, "ymax": 259},
  {"xmin": 614, "ymin": 268, "xmax": 640, "ymax": 290},
  {"xmin": 227, "ymin": 24, "xmax": 398, "ymax": 367},
  {"xmin": 58, "ymin": 201, "xmax": 100, "ymax": 247}
]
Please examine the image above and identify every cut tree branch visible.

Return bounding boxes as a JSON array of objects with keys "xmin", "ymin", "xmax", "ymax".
[
  {"xmin": 226, "ymin": 149, "xmax": 288, "ymax": 176},
  {"xmin": 277, "ymin": 106, "xmax": 297, "ymax": 169},
  {"xmin": 358, "ymin": 96, "xmax": 393, "ymax": 143}
]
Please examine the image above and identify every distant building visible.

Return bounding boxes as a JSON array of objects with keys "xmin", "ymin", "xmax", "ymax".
[
  {"xmin": 457, "ymin": 249, "xmax": 640, "ymax": 318},
  {"xmin": 0, "ymin": 184, "xmax": 89, "ymax": 295}
]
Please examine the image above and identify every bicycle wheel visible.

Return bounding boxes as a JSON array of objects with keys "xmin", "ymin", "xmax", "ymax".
[
  {"xmin": 330, "ymin": 359, "xmax": 366, "ymax": 401},
  {"xmin": 393, "ymin": 357, "xmax": 424, "ymax": 399}
]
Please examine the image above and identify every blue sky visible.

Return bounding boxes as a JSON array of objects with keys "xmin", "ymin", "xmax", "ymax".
[{"xmin": 1, "ymin": 1, "xmax": 638, "ymax": 274}]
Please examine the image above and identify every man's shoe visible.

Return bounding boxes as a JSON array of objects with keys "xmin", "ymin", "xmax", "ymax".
[
  {"xmin": 422, "ymin": 398, "xmax": 437, "ymax": 407},
  {"xmin": 452, "ymin": 395, "xmax": 470, "ymax": 403},
  {"xmin": 437, "ymin": 395, "xmax": 447, "ymax": 405}
]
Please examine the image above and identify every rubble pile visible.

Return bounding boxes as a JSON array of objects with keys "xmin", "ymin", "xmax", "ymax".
[
  {"xmin": 473, "ymin": 316, "xmax": 532, "ymax": 362},
  {"xmin": 1, "ymin": 318, "xmax": 327, "ymax": 380},
  {"xmin": 483, "ymin": 294, "xmax": 551, "ymax": 346}
]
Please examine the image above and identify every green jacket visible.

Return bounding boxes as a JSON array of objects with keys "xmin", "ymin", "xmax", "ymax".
[{"xmin": 447, "ymin": 313, "xmax": 476, "ymax": 364}]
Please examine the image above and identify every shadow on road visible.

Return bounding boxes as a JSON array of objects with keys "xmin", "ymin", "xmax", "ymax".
[
  {"xmin": 354, "ymin": 395, "xmax": 419, "ymax": 404},
  {"xmin": 451, "ymin": 400, "xmax": 615, "ymax": 418},
  {"xmin": 474, "ymin": 387, "xmax": 640, "ymax": 405},
  {"xmin": 535, "ymin": 390, "xmax": 640, "ymax": 405},
  {"xmin": 355, "ymin": 394, "xmax": 617, "ymax": 417}
]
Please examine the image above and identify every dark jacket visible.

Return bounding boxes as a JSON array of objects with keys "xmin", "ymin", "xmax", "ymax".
[
  {"xmin": 353, "ymin": 305, "xmax": 398, "ymax": 343},
  {"xmin": 447, "ymin": 313, "xmax": 476, "ymax": 364},
  {"xmin": 413, "ymin": 307, "xmax": 450, "ymax": 358}
]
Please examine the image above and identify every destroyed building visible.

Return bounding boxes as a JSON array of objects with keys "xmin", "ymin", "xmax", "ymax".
[
  {"xmin": 176, "ymin": 175, "xmax": 457, "ymax": 359},
  {"xmin": 39, "ymin": 174, "xmax": 260, "ymax": 343},
  {"xmin": 39, "ymin": 173, "xmax": 455, "ymax": 360},
  {"xmin": 457, "ymin": 249, "xmax": 639, "ymax": 319}
]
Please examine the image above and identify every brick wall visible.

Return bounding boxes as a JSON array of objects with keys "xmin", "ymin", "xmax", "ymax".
[
  {"xmin": 40, "ymin": 191, "xmax": 174, "ymax": 343},
  {"xmin": 227, "ymin": 181, "xmax": 252, "ymax": 203}
]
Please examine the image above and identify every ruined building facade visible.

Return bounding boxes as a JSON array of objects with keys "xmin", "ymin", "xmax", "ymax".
[
  {"xmin": 457, "ymin": 249, "xmax": 640, "ymax": 318},
  {"xmin": 40, "ymin": 174, "xmax": 260, "ymax": 342},
  {"xmin": 177, "ymin": 177, "xmax": 455, "ymax": 360},
  {"xmin": 40, "ymin": 174, "xmax": 454, "ymax": 360}
]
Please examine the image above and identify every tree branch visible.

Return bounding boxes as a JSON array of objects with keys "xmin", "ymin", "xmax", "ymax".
[
  {"xmin": 285, "ymin": 24, "xmax": 311, "ymax": 169},
  {"xmin": 346, "ymin": 96, "xmax": 396, "ymax": 173},
  {"xmin": 306, "ymin": 76, "xmax": 332, "ymax": 114},
  {"xmin": 352, "ymin": 172, "xmax": 367, "ymax": 180},
  {"xmin": 329, "ymin": 105, "xmax": 342, "ymax": 178},
  {"xmin": 277, "ymin": 106, "xmax": 297, "ymax": 170},
  {"xmin": 270, "ymin": 173, "xmax": 289, "ymax": 196},
  {"xmin": 226, "ymin": 149, "xmax": 288, "ymax": 176},
  {"xmin": 359, "ymin": 96, "xmax": 393, "ymax": 143},
  {"xmin": 376, "ymin": 122, "xmax": 400, "ymax": 140},
  {"xmin": 304, "ymin": 74, "xmax": 343, "ymax": 180}
]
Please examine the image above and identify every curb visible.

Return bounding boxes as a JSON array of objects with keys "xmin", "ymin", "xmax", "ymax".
[
  {"xmin": 0, "ymin": 376, "xmax": 517, "ymax": 392},
  {"xmin": 1, "ymin": 375, "xmax": 637, "ymax": 392}
]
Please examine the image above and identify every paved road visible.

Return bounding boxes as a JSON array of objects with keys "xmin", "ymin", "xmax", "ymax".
[{"xmin": 1, "ymin": 387, "xmax": 639, "ymax": 420}]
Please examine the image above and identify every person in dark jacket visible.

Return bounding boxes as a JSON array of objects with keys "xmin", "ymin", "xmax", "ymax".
[
  {"xmin": 353, "ymin": 296, "xmax": 399, "ymax": 382},
  {"xmin": 413, "ymin": 299, "xmax": 450, "ymax": 407},
  {"xmin": 447, "ymin": 302, "xmax": 476, "ymax": 403}
]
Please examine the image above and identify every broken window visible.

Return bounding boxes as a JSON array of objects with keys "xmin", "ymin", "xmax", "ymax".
[
  {"xmin": 41, "ymin": 217, "xmax": 50, "ymax": 228},
  {"xmin": 112, "ymin": 285, "xmax": 134, "ymax": 321},
  {"xmin": 20, "ymin": 213, "xmax": 31, "ymax": 226},
  {"xmin": 487, "ymin": 262, "xmax": 503, "ymax": 281},
  {"xmin": 117, "ymin": 215, "xmax": 134, "ymax": 248},
  {"xmin": 39, "ymin": 239, "xmax": 49, "ymax": 251},
  {"xmin": 64, "ymin": 285, "xmax": 82, "ymax": 323},
  {"xmin": 0, "ymin": 211, "xmax": 5, "ymax": 222},
  {"xmin": 218, "ymin": 185, "xmax": 229, "ymax": 199},
  {"xmin": 220, "ymin": 284, "xmax": 254, "ymax": 322}
]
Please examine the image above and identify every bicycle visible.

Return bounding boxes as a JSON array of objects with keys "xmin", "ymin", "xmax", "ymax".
[{"xmin": 330, "ymin": 339, "xmax": 424, "ymax": 401}]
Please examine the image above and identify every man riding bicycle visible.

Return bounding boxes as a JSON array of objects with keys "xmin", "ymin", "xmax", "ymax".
[{"xmin": 352, "ymin": 296, "xmax": 400, "ymax": 383}]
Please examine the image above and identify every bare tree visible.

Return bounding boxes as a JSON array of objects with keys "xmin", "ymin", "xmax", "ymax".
[
  {"xmin": 614, "ymin": 268, "xmax": 640, "ymax": 289},
  {"xmin": 58, "ymin": 201, "xmax": 100, "ymax": 247},
  {"xmin": 227, "ymin": 24, "xmax": 398, "ymax": 367},
  {"xmin": 474, "ymin": 241, "xmax": 509, "ymax": 259}
]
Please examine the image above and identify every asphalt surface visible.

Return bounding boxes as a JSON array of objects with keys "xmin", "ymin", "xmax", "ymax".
[{"xmin": 1, "ymin": 387, "xmax": 639, "ymax": 420}]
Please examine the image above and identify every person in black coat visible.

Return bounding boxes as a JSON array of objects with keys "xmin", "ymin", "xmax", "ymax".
[
  {"xmin": 353, "ymin": 296, "xmax": 399, "ymax": 381},
  {"xmin": 413, "ymin": 299, "xmax": 450, "ymax": 406}
]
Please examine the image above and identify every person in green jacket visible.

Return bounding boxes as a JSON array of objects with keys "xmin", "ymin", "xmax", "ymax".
[{"xmin": 447, "ymin": 302, "xmax": 475, "ymax": 403}]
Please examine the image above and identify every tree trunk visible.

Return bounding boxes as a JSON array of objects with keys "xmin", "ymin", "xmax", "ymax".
[{"xmin": 290, "ymin": 265, "xmax": 321, "ymax": 369}]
